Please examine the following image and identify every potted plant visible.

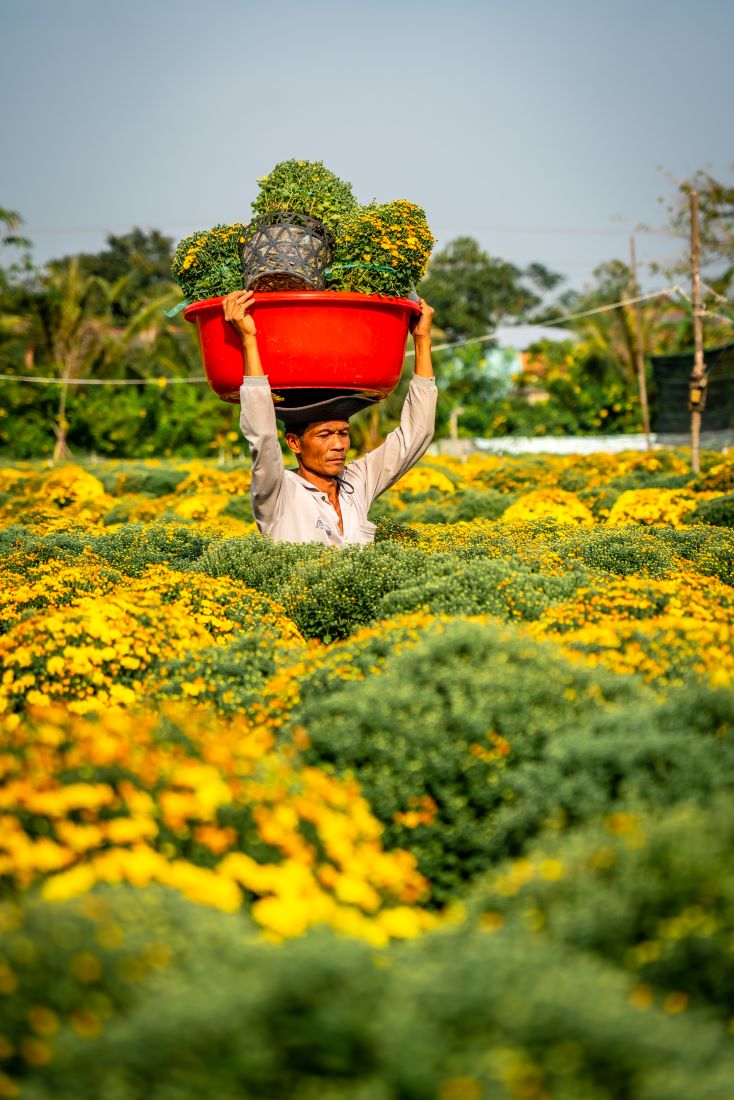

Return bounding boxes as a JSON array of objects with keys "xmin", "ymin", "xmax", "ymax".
[
  {"xmin": 171, "ymin": 223, "xmax": 246, "ymax": 304},
  {"xmin": 324, "ymin": 200, "xmax": 434, "ymax": 298},
  {"xmin": 241, "ymin": 159, "xmax": 358, "ymax": 290},
  {"xmin": 171, "ymin": 163, "xmax": 435, "ymax": 403}
]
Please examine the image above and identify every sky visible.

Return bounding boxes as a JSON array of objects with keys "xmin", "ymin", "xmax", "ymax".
[{"xmin": 2, "ymin": 0, "xmax": 733, "ymax": 295}]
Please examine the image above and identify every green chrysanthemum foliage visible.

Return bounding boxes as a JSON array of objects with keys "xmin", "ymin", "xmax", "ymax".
[
  {"xmin": 378, "ymin": 556, "xmax": 585, "ymax": 622},
  {"xmin": 159, "ymin": 630, "xmax": 291, "ymax": 715},
  {"xmin": 683, "ymin": 491, "xmax": 734, "ymax": 528},
  {"xmin": 326, "ymin": 199, "xmax": 435, "ymax": 297},
  {"xmin": 171, "ymin": 223, "xmax": 246, "ymax": 302},
  {"xmin": 285, "ymin": 618, "xmax": 734, "ymax": 902},
  {"xmin": 197, "ymin": 533, "xmax": 327, "ymax": 601},
  {"xmin": 371, "ymin": 486, "xmax": 515, "ymax": 526},
  {"xmin": 199, "ymin": 538, "xmax": 431, "ymax": 641},
  {"xmin": 4, "ymin": 521, "xmax": 218, "ymax": 578},
  {"xmin": 471, "ymin": 796, "xmax": 734, "ymax": 1022},
  {"xmin": 12, "ymin": 886, "xmax": 734, "ymax": 1100},
  {"xmin": 251, "ymin": 159, "xmax": 358, "ymax": 233}
]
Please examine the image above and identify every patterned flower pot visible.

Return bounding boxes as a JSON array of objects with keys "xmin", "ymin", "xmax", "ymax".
[{"xmin": 240, "ymin": 211, "xmax": 334, "ymax": 291}]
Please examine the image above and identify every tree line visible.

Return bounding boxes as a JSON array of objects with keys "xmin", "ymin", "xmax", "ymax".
[{"xmin": 0, "ymin": 172, "xmax": 732, "ymax": 462}]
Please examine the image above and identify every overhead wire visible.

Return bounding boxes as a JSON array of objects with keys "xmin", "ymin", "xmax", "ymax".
[
  {"xmin": 0, "ymin": 374, "xmax": 206, "ymax": 386},
  {"xmin": 2, "ymin": 273, "xmax": 729, "ymax": 386},
  {"xmin": 406, "ymin": 286, "xmax": 682, "ymax": 357},
  {"xmin": 0, "ymin": 286, "xmax": 688, "ymax": 382}
]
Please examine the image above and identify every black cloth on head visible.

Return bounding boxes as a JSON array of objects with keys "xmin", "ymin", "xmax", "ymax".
[{"xmin": 273, "ymin": 389, "xmax": 382, "ymax": 428}]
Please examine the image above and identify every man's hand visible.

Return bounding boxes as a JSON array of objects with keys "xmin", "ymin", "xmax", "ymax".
[
  {"xmin": 411, "ymin": 299, "xmax": 435, "ymax": 379},
  {"xmin": 411, "ymin": 298, "xmax": 434, "ymax": 340},
  {"xmin": 223, "ymin": 289, "xmax": 257, "ymax": 341}
]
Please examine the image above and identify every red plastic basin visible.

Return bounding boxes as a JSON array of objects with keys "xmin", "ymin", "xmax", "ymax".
[{"xmin": 184, "ymin": 292, "xmax": 420, "ymax": 404}]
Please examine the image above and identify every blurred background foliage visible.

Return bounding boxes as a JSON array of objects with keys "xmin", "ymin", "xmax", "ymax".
[{"xmin": 1, "ymin": 170, "xmax": 733, "ymax": 461}]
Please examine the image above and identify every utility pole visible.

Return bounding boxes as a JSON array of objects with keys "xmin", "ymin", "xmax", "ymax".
[
  {"xmin": 689, "ymin": 189, "xmax": 707, "ymax": 476},
  {"xmin": 629, "ymin": 235, "xmax": 651, "ymax": 448},
  {"xmin": 448, "ymin": 405, "xmax": 465, "ymax": 442}
]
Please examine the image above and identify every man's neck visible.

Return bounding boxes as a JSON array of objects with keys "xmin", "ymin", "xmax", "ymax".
[{"xmin": 296, "ymin": 464, "xmax": 340, "ymax": 497}]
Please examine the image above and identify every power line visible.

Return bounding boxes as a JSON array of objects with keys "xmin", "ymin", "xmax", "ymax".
[
  {"xmin": 0, "ymin": 285, "xmax": 712, "ymax": 384},
  {"xmin": 0, "ymin": 374, "xmax": 204, "ymax": 386},
  {"xmin": 22, "ymin": 220, "xmax": 680, "ymax": 240},
  {"xmin": 406, "ymin": 286, "xmax": 681, "ymax": 356}
]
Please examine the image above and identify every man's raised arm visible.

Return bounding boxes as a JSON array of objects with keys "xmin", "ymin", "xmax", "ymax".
[
  {"xmin": 349, "ymin": 299, "xmax": 437, "ymax": 503},
  {"xmin": 225, "ymin": 291, "xmax": 285, "ymax": 522}
]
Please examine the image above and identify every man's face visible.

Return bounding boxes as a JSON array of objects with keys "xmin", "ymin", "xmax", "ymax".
[{"xmin": 286, "ymin": 420, "xmax": 350, "ymax": 478}]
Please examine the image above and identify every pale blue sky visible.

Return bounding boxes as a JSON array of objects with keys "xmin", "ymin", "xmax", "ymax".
[{"xmin": 2, "ymin": 0, "xmax": 732, "ymax": 291}]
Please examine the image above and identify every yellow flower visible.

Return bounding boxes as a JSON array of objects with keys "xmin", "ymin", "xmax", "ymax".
[{"xmin": 27, "ymin": 1006, "xmax": 60, "ymax": 1037}]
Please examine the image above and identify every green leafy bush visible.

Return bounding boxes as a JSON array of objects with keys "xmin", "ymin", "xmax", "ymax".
[
  {"xmin": 171, "ymin": 224, "xmax": 246, "ymax": 303},
  {"xmin": 159, "ymin": 630, "xmax": 290, "ymax": 714},
  {"xmin": 683, "ymin": 491, "xmax": 734, "ymax": 528},
  {"xmin": 371, "ymin": 487, "xmax": 514, "ymax": 526},
  {"xmin": 199, "ymin": 538, "xmax": 431, "ymax": 641},
  {"xmin": 288, "ymin": 619, "xmax": 645, "ymax": 899},
  {"xmin": 197, "ymin": 534, "xmax": 326, "ymax": 601},
  {"xmin": 277, "ymin": 543, "xmax": 431, "ymax": 641},
  {"xmin": 4, "ymin": 522, "xmax": 221, "ymax": 578},
  {"xmin": 472, "ymin": 796, "xmax": 734, "ymax": 1021},
  {"xmin": 556, "ymin": 527, "xmax": 677, "ymax": 578},
  {"xmin": 380, "ymin": 556, "xmax": 585, "ymax": 621},
  {"xmin": 285, "ymin": 619, "xmax": 734, "ymax": 902},
  {"xmin": 13, "ymin": 885, "xmax": 734, "ymax": 1100},
  {"xmin": 110, "ymin": 465, "xmax": 190, "ymax": 497},
  {"xmin": 89, "ymin": 521, "xmax": 218, "ymax": 575},
  {"xmin": 652, "ymin": 525, "xmax": 734, "ymax": 584},
  {"xmin": 251, "ymin": 160, "xmax": 358, "ymax": 233}
]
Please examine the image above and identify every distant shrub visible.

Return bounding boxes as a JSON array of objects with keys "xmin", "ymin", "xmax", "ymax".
[
  {"xmin": 694, "ymin": 456, "xmax": 734, "ymax": 493},
  {"xmin": 605, "ymin": 472, "xmax": 693, "ymax": 493},
  {"xmin": 89, "ymin": 521, "xmax": 218, "ymax": 575},
  {"xmin": 373, "ymin": 518, "xmax": 419, "ymax": 543},
  {"xmin": 447, "ymin": 487, "xmax": 512, "ymax": 521},
  {"xmin": 683, "ymin": 492, "xmax": 734, "ymax": 529},
  {"xmin": 221, "ymin": 495, "xmax": 254, "ymax": 522},
  {"xmin": 101, "ymin": 502, "xmax": 135, "ymax": 525},
  {"xmin": 373, "ymin": 488, "xmax": 514, "ymax": 526},
  {"xmin": 113, "ymin": 466, "xmax": 190, "ymax": 497}
]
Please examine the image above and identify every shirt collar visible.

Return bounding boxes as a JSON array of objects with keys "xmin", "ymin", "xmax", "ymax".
[{"xmin": 286, "ymin": 468, "xmax": 351, "ymax": 494}]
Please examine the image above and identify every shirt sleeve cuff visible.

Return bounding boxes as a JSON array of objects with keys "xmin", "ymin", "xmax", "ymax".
[
  {"xmin": 240, "ymin": 376, "xmax": 271, "ymax": 389},
  {"xmin": 410, "ymin": 374, "xmax": 437, "ymax": 390}
]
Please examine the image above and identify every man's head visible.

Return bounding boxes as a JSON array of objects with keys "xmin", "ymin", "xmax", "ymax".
[{"xmin": 284, "ymin": 418, "xmax": 351, "ymax": 479}]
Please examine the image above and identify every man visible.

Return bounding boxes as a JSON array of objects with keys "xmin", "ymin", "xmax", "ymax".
[{"xmin": 224, "ymin": 289, "xmax": 437, "ymax": 545}]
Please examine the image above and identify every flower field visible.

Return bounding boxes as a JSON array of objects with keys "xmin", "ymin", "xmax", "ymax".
[{"xmin": 1, "ymin": 448, "xmax": 734, "ymax": 1099}]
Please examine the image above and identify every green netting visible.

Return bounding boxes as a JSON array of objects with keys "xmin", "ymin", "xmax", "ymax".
[{"xmin": 650, "ymin": 343, "xmax": 734, "ymax": 432}]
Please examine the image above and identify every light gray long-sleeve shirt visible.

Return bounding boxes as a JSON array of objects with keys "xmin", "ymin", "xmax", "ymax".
[{"xmin": 239, "ymin": 375, "xmax": 437, "ymax": 545}]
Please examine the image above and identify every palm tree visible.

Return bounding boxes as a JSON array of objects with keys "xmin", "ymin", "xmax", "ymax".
[
  {"xmin": 29, "ymin": 258, "xmax": 113, "ymax": 462},
  {"xmin": 27, "ymin": 261, "xmax": 180, "ymax": 462}
]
